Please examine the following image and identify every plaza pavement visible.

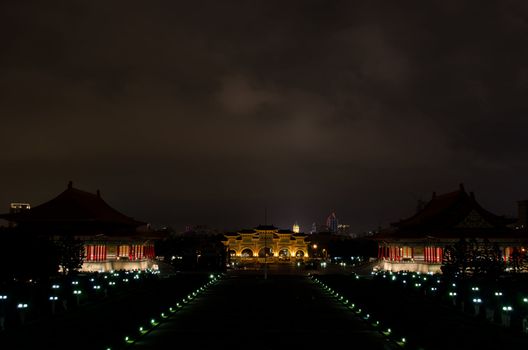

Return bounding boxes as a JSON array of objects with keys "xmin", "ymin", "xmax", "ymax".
[{"xmin": 129, "ymin": 266, "xmax": 397, "ymax": 350}]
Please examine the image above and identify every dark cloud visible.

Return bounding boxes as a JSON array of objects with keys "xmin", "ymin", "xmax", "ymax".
[{"xmin": 1, "ymin": 0, "xmax": 528, "ymax": 232}]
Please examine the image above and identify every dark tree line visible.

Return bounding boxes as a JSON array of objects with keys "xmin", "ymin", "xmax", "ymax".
[
  {"xmin": 441, "ymin": 238, "xmax": 528, "ymax": 279},
  {"xmin": 155, "ymin": 232, "xmax": 226, "ymax": 271},
  {"xmin": 0, "ymin": 227, "xmax": 84, "ymax": 282}
]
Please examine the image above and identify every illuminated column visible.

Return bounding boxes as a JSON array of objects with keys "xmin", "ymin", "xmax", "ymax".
[
  {"xmin": 428, "ymin": 247, "xmax": 431, "ymax": 262},
  {"xmin": 411, "ymin": 247, "xmax": 414, "ymax": 260},
  {"xmin": 103, "ymin": 245, "xmax": 107, "ymax": 261},
  {"xmin": 86, "ymin": 246, "xmax": 91, "ymax": 261}
]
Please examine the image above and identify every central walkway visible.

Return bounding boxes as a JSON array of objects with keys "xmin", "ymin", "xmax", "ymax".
[{"xmin": 131, "ymin": 269, "xmax": 396, "ymax": 350}]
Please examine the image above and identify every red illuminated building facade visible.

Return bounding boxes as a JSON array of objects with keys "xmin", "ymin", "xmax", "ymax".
[
  {"xmin": 374, "ymin": 184, "xmax": 527, "ymax": 273},
  {"xmin": 1, "ymin": 182, "xmax": 157, "ymax": 272}
]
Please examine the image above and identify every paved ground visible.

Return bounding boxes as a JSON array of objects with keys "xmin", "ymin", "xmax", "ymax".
[{"xmin": 130, "ymin": 268, "xmax": 397, "ymax": 350}]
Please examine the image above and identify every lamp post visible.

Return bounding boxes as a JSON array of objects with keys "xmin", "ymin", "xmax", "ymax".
[
  {"xmin": 73, "ymin": 290, "xmax": 82, "ymax": 306},
  {"xmin": 49, "ymin": 296, "xmax": 59, "ymax": 314},
  {"xmin": 0, "ymin": 295, "xmax": 7, "ymax": 331},
  {"xmin": 264, "ymin": 231, "xmax": 268, "ymax": 280},
  {"xmin": 17, "ymin": 303, "xmax": 28, "ymax": 325}
]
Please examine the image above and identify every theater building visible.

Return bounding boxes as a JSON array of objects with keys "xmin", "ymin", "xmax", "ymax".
[
  {"xmin": 374, "ymin": 184, "xmax": 526, "ymax": 273},
  {"xmin": 223, "ymin": 225, "xmax": 309, "ymax": 264},
  {"xmin": 1, "ymin": 182, "xmax": 157, "ymax": 272}
]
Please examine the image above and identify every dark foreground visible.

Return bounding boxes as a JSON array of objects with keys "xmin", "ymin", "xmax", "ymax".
[
  {"xmin": 129, "ymin": 269, "xmax": 396, "ymax": 350},
  {"xmin": 5, "ymin": 265, "xmax": 528, "ymax": 350}
]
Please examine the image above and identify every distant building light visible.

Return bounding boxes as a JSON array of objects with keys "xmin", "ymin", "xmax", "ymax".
[
  {"xmin": 292, "ymin": 223, "xmax": 300, "ymax": 234},
  {"xmin": 10, "ymin": 203, "xmax": 30, "ymax": 212}
]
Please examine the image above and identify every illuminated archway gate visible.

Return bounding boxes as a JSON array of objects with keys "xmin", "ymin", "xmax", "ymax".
[{"xmin": 223, "ymin": 225, "xmax": 309, "ymax": 264}]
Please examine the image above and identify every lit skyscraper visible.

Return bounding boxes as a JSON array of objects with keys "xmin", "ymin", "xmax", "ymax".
[
  {"xmin": 326, "ymin": 212, "xmax": 338, "ymax": 233},
  {"xmin": 292, "ymin": 222, "xmax": 300, "ymax": 233}
]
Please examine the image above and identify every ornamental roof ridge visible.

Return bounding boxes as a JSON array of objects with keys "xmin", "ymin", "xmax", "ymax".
[{"xmin": 0, "ymin": 181, "xmax": 146, "ymax": 228}]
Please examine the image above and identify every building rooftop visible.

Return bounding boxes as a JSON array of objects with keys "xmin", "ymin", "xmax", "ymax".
[
  {"xmin": 376, "ymin": 184, "xmax": 517, "ymax": 240},
  {"xmin": 255, "ymin": 225, "xmax": 278, "ymax": 231},
  {"xmin": 0, "ymin": 181, "xmax": 146, "ymax": 232}
]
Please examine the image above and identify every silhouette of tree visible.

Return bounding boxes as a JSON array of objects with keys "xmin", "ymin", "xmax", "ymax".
[
  {"xmin": 56, "ymin": 235, "xmax": 85, "ymax": 276},
  {"xmin": 442, "ymin": 238, "xmax": 504, "ymax": 279}
]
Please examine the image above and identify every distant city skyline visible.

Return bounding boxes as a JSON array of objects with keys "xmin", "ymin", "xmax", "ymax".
[{"xmin": 1, "ymin": 180, "xmax": 523, "ymax": 234}]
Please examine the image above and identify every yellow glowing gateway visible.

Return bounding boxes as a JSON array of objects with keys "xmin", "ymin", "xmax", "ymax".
[{"xmin": 223, "ymin": 225, "xmax": 309, "ymax": 264}]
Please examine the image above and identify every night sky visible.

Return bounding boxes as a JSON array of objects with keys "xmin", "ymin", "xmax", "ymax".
[{"xmin": 1, "ymin": 1, "xmax": 528, "ymax": 233}]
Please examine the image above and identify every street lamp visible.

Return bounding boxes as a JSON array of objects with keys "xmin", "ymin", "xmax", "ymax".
[
  {"xmin": 263, "ymin": 231, "xmax": 268, "ymax": 280},
  {"xmin": 0, "ymin": 295, "xmax": 7, "ymax": 331},
  {"xmin": 73, "ymin": 290, "xmax": 82, "ymax": 305},
  {"xmin": 49, "ymin": 296, "xmax": 59, "ymax": 314},
  {"xmin": 17, "ymin": 303, "xmax": 28, "ymax": 324}
]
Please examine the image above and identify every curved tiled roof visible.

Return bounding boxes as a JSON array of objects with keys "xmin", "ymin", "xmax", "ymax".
[
  {"xmin": 391, "ymin": 185, "xmax": 512, "ymax": 230},
  {"xmin": 255, "ymin": 225, "xmax": 278, "ymax": 231},
  {"xmin": 277, "ymin": 229, "xmax": 294, "ymax": 234},
  {"xmin": 1, "ymin": 182, "xmax": 145, "ymax": 228},
  {"xmin": 376, "ymin": 184, "xmax": 516, "ymax": 240},
  {"xmin": 239, "ymin": 229, "xmax": 256, "ymax": 234}
]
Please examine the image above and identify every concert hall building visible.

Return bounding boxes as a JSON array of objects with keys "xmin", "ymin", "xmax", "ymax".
[
  {"xmin": 374, "ymin": 184, "xmax": 526, "ymax": 273},
  {"xmin": 1, "ymin": 182, "xmax": 157, "ymax": 272}
]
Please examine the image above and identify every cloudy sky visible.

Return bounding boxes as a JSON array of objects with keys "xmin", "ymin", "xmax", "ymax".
[{"xmin": 1, "ymin": 0, "xmax": 528, "ymax": 232}]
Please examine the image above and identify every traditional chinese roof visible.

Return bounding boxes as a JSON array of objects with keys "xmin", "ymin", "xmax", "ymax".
[
  {"xmin": 0, "ymin": 182, "xmax": 146, "ymax": 234},
  {"xmin": 277, "ymin": 229, "xmax": 294, "ymax": 234},
  {"xmin": 376, "ymin": 184, "xmax": 517, "ymax": 240},
  {"xmin": 255, "ymin": 225, "xmax": 278, "ymax": 231},
  {"xmin": 239, "ymin": 229, "xmax": 256, "ymax": 234}
]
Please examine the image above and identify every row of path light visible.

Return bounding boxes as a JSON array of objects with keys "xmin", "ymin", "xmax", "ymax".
[
  {"xmin": 310, "ymin": 274, "xmax": 410, "ymax": 348},
  {"xmin": 106, "ymin": 273, "xmax": 223, "ymax": 350}
]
